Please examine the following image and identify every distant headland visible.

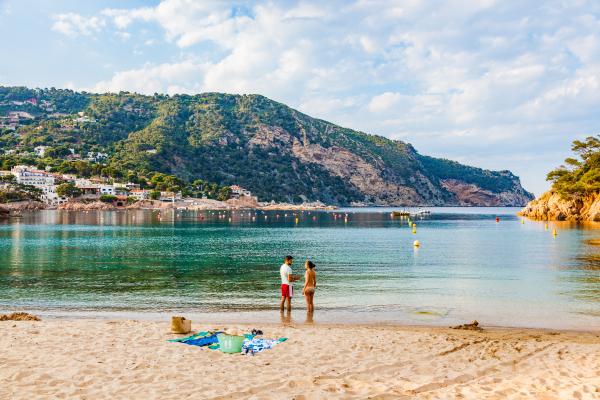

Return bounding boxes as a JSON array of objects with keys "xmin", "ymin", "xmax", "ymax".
[{"xmin": 0, "ymin": 86, "xmax": 533, "ymax": 207}]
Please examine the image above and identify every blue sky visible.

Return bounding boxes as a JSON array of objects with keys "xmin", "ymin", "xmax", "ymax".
[{"xmin": 2, "ymin": 0, "xmax": 600, "ymax": 195}]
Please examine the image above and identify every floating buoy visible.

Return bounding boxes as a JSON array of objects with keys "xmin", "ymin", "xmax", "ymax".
[
  {"xmin": 228, "ymin": 217, "xmax": 232, "ymax": 222},
  {"xmin": 495, "ymin": 217, "xmax": 500, "ymax": 223},
  {"xmin": 544, "ymin": 223, "xmax": 548, "ymax": 230},
  {"xmin": 413, "ymin": 240, "xmax": 420, "ymax": 247},
  {"xmin": 412, "ymin": 223, "xmax": 416, "ymax": 228},
  {"xmin": 295, "ymin": 217, "xmax": 299, "ymax": 224},
  {"xmin": 412, "ymin": 227, "xmax": 416, "ymax": 234},
  {"xmin": 521, "ymin": 218, "xmax": 525, "ymax": 224},
  {"xmin": 552, "ymin": 229, "xmax": 557, "ymax": 236}
]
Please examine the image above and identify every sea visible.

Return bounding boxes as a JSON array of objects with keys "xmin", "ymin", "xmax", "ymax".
[{"xmin": 0, "ymin": 207, "xmax": 598, "ymax": 329}]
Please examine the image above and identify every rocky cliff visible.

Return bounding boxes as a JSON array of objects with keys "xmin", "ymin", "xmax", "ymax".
[
  {"xmin": 519, "ymin": 191, "xmax": 600, "ymax": 221},
  {"xmin": 519, "ymin": 135, "xmax": 599, "ymax": 221}
]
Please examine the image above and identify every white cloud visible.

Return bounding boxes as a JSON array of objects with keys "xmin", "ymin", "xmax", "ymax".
[
  {"xmin": 51, "ymin": 13, "xmax": 106, "ymax": 37},
  {"xmin": 368, "ymin": 92, "xmax": 408, "ymax": 113},
  {"xmin": 92, "ymin": 61, "xmax": 208, "ymax": 95}
]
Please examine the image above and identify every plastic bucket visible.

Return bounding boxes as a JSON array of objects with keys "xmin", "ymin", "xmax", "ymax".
[{"xmin": 217, "ymin": 334, "xmax": 245, "ymax": 353}]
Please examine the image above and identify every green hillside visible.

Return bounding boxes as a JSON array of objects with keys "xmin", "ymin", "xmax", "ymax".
[{"xmin": 0, "ymin": 87, "xmax": 534, "ymax": 206}]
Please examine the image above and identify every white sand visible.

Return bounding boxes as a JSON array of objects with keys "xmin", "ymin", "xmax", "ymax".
[{"xmin": 1, "ymin": 319, "xmax": 599, "ymax": 399}]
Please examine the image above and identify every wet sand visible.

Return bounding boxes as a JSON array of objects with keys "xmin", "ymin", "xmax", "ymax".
[{"xmin": 1, "ymin": 318, "xmax": 599, "ymax": 399}]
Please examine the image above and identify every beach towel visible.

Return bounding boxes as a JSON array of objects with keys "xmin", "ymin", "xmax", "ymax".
[
  {"xmin": 241, "ymin": 337, "xmax": 288, "ymax": 355},
  {"xmin": 170, "ymin": 331, "xmax": 287, "ymax": 354},
  {"xmin": 168, "ymin": 331, "xmax": 222, "ymax": 347}
]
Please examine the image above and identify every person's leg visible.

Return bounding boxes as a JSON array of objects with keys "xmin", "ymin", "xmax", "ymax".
[
  {"xmin": 304, "ymin": 290, "xmax": 310, "ymax": 310},
  {"xmin": 308, "ymin": 291, "xmax": 314, "ymax": 313},
  {"xmin": 280, "ymin": 296, "xmax": 286, "ymax": 312},
  {"xmin": 286, "ymin": 296, "xmax": 292, "ymax": 312}
]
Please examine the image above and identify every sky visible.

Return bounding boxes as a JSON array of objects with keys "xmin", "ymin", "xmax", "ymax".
[{"xmin": 1, "ymin": 0, "xmax": 600, "ymax": 195}]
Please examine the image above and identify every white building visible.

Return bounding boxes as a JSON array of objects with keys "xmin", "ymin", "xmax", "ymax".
[
  {"xmin": 11, "ymin": 165, "xmax": 55, "ymax": 187},
  {"xmin": 230, "ymin": 185, "xmax": 253, "ymax": 198},
  {"xmin": 34, "ymin": 146, "xmax": 49, "ymax": 157},
  {"xmin": 129, "ymin": 189, "xmax": 150, "ymax": 200},
  {"xmin": 40, "ymin": 185, "xmax": 68, "ymax": 206},
  {"xmin": 99, "ymin": 185, "xmax": 115, "ymax": 195},
  {"xmin": 159, "ymin": 191, "xmax": 182, "ymax": 202},
  {"xmin": 86, "ymin": 152, "xmax": 108, "ymax": 162}
]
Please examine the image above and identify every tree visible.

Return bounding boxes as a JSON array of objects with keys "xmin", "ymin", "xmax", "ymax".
[
  {"xmin": 0, "ymin": 175, "xmax": 16, "ymax": 184},
  {"xmin": 100, "ymin": 194, "xmax": 117, "ymax": 203},
  {"xmin": 56, "ymin": 182, "xmax": 82, "ymax": 198},
  {"xmin": 149, "ymin": 190, "xmax": 160, "ymax": 200},
  {"xmin": 547, "ymin": 135, "xmax": 600, "ymax": 196},
  {"xmin": 217, "ymin": 186, "xmax": 232, "ymax": 201}
]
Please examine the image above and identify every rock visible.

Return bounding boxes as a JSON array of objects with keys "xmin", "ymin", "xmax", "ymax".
[
  {"xmin": 451, "ymin": 320, "xmax": 483, "ymax": 331},
  {"xmin": 2, "ymin": 201, "xmax": 47, "ymax": 211},
  {"xmin": 0, "ymin": 312, "xmax": 41, "ymax": 321},
  {"xmin": 441, "ymin": 179, "xmax": 533, "ymax": 207},
  {"xmin": 519, "ymin": 191, "xmax": 600, "ymax": 221},
  {"xmin": 58, "ymin": 201, "xmax": 115, "ymax": 211}
]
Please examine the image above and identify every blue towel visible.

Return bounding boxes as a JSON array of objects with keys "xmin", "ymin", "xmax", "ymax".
[{"xmin": 169, "ymin": 331, "xmax": 223, "ymax": 347}]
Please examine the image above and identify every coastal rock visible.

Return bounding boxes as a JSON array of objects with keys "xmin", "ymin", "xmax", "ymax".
[
  {"xmin": 0, "ymin": 204, "xmax": 9, "ymax": 218},
  {"xmin": 0, "ymin": 312, "xmax": 41, "ymax": 321},
  {"xmin": 59, "ymin": 201, "xmax": 115, "ymax": 211},
  {"xmin": 519, "ymin": 191, "xmax": 600, "ymax": 221},
  {"xmin": 2, "ymin": 201, "xmax": 47, "ymax": 211},
  {"xmin": 441, "ymin": 179, "xmax": 534, "ymax": 207}
]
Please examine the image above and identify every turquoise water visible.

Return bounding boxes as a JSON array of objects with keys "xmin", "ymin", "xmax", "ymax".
[{"xmin": 0, "ymin": 208, "xmax": 598, "ymax": 329}]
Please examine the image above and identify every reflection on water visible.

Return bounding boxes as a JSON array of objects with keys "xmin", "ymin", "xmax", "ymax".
[{"xmin": 0, "ymin": 208, "xmax": 598, "ymax": 329}]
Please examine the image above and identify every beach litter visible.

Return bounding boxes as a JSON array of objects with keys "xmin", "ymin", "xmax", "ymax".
[
  {"xmin": 451, "ymin": 320, "xmax": 483, "ymax": 331},
  {"xmin": 0, "ymin": 312, "xmax": 40, "ymax": 321}
]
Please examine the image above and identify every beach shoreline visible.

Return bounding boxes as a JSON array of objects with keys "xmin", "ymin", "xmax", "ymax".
[
  {"xmin": 1, "ymin": 317, "xmax": 599, "ymax": 399},
  {"xmin": 3, "ymin": 309, "xmax": 600, "ymax": 333}
]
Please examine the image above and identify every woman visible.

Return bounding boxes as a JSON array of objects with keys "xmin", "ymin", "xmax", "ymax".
[{"xmin": 302, "ymin": 260, "xmax": 317, "ymax": 313}]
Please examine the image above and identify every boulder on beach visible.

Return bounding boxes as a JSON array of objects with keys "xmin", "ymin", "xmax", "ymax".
[{"xmin": 0, "ymin": 312, "xmax": 41, "ymax": 321}]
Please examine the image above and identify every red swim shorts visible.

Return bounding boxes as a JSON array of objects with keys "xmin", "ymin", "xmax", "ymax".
[{"xmin": 281, "ymin": 284, "xmax": 293, "ymax": 298}]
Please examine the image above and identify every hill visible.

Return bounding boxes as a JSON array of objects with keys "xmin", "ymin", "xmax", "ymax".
[{"xmin": 0, "ymin": 86, "xmax": 533, "ymax": 206}]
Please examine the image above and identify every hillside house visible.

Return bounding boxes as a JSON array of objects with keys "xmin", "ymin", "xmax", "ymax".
[
  {"xmin": 129, "ymin": 189, "xmax": 149, "ymax": 200},
  {"xmin": 230, "ymin": 185, "xmax": 253, "ymax": 198}
]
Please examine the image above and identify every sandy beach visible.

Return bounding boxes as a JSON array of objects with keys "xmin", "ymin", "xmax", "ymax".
[{"xmin": 1, "ymin": 318, "xmax": 599, "ymax": 399}]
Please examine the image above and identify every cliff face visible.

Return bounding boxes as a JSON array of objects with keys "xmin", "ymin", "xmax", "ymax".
[
  {"xmin": 109, "ymin": 94, "xmax": 534, "ymax": 206},
  {"xmin": 441, "ymin": 179, "xmax": 534, "ymax": 207},
  {"xmin": 519, "ymin": 191, "xmax": 600, "ymax": 221}
]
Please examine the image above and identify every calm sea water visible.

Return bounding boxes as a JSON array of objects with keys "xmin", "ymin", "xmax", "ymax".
[{"xmin": 0, "ymin": 208, "xmax": 598, "ymax": 329}]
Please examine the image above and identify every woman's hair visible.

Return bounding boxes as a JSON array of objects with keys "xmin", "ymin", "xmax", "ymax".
[{"xmin": 306, "ymin": 260, "xmax": 315, "ymax": 269}]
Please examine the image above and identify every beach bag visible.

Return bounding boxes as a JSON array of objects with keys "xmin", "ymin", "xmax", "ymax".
[
  {"xmin": 217, "ymin": 333, "xmax": 246, "ymax": 353},
  {"xmin": 171, "ymin": 316, "xmax": 192, "ymax": 334}
]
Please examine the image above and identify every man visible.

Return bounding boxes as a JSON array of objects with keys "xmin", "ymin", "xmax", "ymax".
[{"xmin": 280, "ymin": 255, "xmax": 300, "ymax": 312}]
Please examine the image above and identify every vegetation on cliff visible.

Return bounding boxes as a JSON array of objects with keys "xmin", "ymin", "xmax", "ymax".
[
  {"xmin": 0, "ymin": 86, "xmax": 534, "ymax": 205},
  {"xmin": 547, "ymin": 135, "xmax": 600, "ymax": 197}
]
